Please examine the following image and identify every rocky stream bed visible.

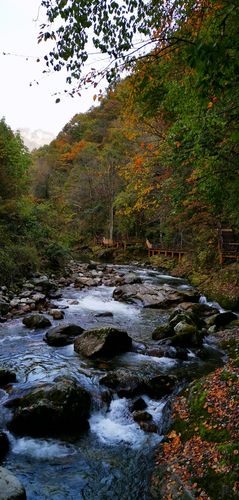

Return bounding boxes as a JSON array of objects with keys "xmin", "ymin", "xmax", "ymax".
[{"xmin": 0, "ymin": 261, "xmax": 237, "ymax": 499}]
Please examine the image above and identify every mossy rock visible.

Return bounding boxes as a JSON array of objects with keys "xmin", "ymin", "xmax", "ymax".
[
  {"xmin": 152, "ymin": 323, "xmax": 174, "ymax": 340},
  {"xmin": 170, "ymin": 322, "xmax": 204, "ymax": 347}
]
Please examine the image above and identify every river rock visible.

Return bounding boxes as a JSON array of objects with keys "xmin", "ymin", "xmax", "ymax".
[
  {"xmin": 50, "ymin": 309, "xmax": 65, "ymax": 320},
  {"xmin": 143, "ymin": 375, "xmax": 177, "ymax": 399},
  {"xmin": 122, "ymin": 273, "xmax": 142, "ymax": 285},
  {"xmin": 0, "ymin": 467, "xmax": 26, "ymax": 499},
  {"xmin": 74, "ymin": 327, "xmax": 132, "ymax": 358},
  {"xmin": 170, "ymin": 321, "xmax": 204, "ymax": 347},
  {"xmin": 0, "ymin": 432, "xmax": 9, "ymax": 461},
  {"xmin": 169, "ymin": 310, "xmax": 198, "ymax": 329},
  {"xmin": 44, "ymin": 323, "xmax": 84, "ymax": 346},
  {"xmin": 5, "ymin": 378, "xmax": 91, "ymax": 437},
  {"xmin": 0, "ymin": 368, "xmax": 17, "ymax": 386},
  {"xmin": 22, "ymin": 314, "xmax": 52, "ymax": 329},
  {"xmin": 113, "ymin": 283, "xmax": 199, "ymax": 308},
  {"xmin": 31, "ymin": 276, "xmax": 56, "ymax": 292},
  {"xmin": 0, "ymin": 299, "xmax": 9, "ymax": 315},
  {"xmin": 74, "ymin": 277, "xmax": 98, "ymax": 288},
  {"xmin": 99, "ymin": 369, "xmax": 144, "ymax": 397},
  {"xmin": 137, "ymin": 421, "xmax": 158, "ymax": 433},
  {"xmin": 152, "ymin": 323, "xmax": 174, "ymax": 340},
  {"xmin": 130, "ymin": 397, "xmax": 147, "ymax": 412},
  {"xmin": 206, "ymin": 311, "xmax": 238, "ymax": 329},
  {"xmin": 94, "ymin": 311, "xmax": 113, "ymax": 318},
  {"xmin": 132, "ymin": 410, "xmax": 152, "ymax": 422},
  {"xmin": 31, "ymin": 292, "xmax": 46, "ymax": 303}
]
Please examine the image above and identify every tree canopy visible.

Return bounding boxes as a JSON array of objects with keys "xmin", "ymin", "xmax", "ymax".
[{"xmin": 40, "ymin": 1, "xmax": 236, "ymax": 90}]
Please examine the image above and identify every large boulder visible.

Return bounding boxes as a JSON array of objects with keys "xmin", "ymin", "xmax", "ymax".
[
  {"xmin": 169, "ymin": 310, "xmax": 203, "ymax": 329},
  {"xmin": 170, "ymin": 322, "xmax": 204, "ymax": 347},
  {"xmin": 113, "ymin": 283, "xmax": 199, "ymax": 308},
  {"xmin": 74, "ymin": 327, "xmax": 132, "ymax": 358},
  {"xmin": 0, "ymin": 467, "xmax": 26, "ymax": 499},
  {"xmin": 99, "ymin": 369, "xmax": 144, "ymax": 397},
  {"xmin": 44, "ymin": 323, "xmax": 84, "ymax": 346},
  {"xmin": 143, "ymin": 374, "xmax": 177, "ymax": 399},
  {"xmin": 22, "ymin": 314, "xmax": 52, "ymax": 329},
  {"xmin": 206, "ymin": 311, "xmax": 238, "ymax": 329},
  {"xmin": 5, "ymin": 378, "xmax": 91, "ymax": 437}
]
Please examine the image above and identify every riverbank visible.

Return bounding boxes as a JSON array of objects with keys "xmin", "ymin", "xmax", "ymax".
[
  {"xmin": 88, "ymin": 243, "xmax": 239, "ymax": 311},
  {"xmin": 151, "ymin": 325, "xmax": 239, "ymax": 499}
]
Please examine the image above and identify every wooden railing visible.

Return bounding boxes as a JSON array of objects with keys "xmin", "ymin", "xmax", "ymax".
[
  {"xmin": 101, "ymin": 237, "xmax": 143, "ymax": 250},
  {"xmin": 145, "ymin": 239, "xmax": 187, "ymax": 262}
]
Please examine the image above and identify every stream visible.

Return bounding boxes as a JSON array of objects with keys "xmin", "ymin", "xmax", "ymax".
[{"xmin": 0, "ymin": 265, "xmax": 225, "ymax": 499}]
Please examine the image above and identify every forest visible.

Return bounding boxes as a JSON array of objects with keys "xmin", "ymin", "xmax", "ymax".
[
  {"xmin": 0, "ymin": 1, "xmax": 239, "ymax": 498},
  {"xmin": 0, "ymin": 0, "xmax": 238, "ymax": 283}
]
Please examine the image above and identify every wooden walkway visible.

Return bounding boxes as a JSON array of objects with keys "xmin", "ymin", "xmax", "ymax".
[
  {"xmin": 101, "ymin": 237, "xmax": 142, "ymax": 250},
  {"xmin": 146, "ymin": 239, "xmax": 186, "ymax": 262},
  {"xmin": 147, "ymin": 247, "xmax": 186, "ymax": 262}
]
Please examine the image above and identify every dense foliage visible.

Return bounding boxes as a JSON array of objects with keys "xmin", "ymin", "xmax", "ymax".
[{"xmin": 1, "ymin": 0, "xmax": 238, "ymax": 282}]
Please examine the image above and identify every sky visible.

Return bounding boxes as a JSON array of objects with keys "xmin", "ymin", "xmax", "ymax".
[{"xmin": 0, "ymin": 0, "xmax": 106, "ymax": 146}]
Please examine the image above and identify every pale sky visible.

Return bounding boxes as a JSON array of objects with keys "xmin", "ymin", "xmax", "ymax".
[{"xmin": 0, "ymin": 0, "xmax": 106, "ymax": 140}]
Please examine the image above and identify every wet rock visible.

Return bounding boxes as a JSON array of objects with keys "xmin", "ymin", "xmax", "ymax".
[
  {"xmin": 113, "ymin": 283, "xmax": 199, "ymax": 308},
  {"xmin": 74, "ymin": 277, "xmax": 98, "ymax": 288},
  {"xmin": 0, "ymin": 299, "xmax": 9, "ymax": 315},
  {"xmin": 99, "ymin": 369, "xmax": 143, "ymax": 397},
  {"xmin": 31, "ymin": 276, "xmax": 56, "ymax": 292},
  {"xmin": 0, "ymin": 467, "xmax": 26, "ymax": 499},
  {"xmin": 31, "ymin": 292, "xmax": 46, "ymax": 303},
  {"xmin": 0, "ymin": 432, "xmax": 9, "ymax": 461},
  {"xmin": 22, "ymin": 314, "xmax": 52, "ymax": 329},
  {"xmin": 144, "ymin": 347, "xmax": 169, "ymax": 358},
  {"xmin": 94, "ymin": 311, "xmax": 113, "ymax": 318},
  {"xmin": 132, "ymin": 410, "xmax": 152, "ymax": 422},
  {"xmin": 152, "ymin": 323, "xmax": 174, "ymax": 340},
  {"xmin": 122, "ymin": 273, "xmax": 142, "ymax": 285},
  {"xmin": 74, "ymin": 327, "xmax": 132, "ymax": 358},
  {"xmin": 188, "ymin": 302, "xmax": 219, "ymax": 317},
  {"xmin": 49, "ymin": 290, "xmax": 63, "ymax": 299},
  {"xmin": 143, "ymin": 375, "xmax": 177, "ymax": 399},
  {"xmin": 0, "ymin": 369, "xmax": 17, "ymax": 386},
  {"xmin": 50, "ymin": 309, "xmax": 65, "ymax": 320},
  {"xmin": 130, "ymin": 397, "xmax": 147, "ymax": 412},
  {"xmin": 44, "ymin": 323, "xmax": 84, "ymax": 346},
  {"xmin": 207, "ymin": 311, "xmax": 238, "ymax": 329},
  {"xmin": 170, "ymin": 322, "xmax": 204, "ymax": 347},
  {"xmin": 5, "ymin": 378, "xmax": 91, "ymax": 437},
  {"xmin": 10, "ymin": 298, "xmax": 20, "ymax": 308},
  {"xmin": 138, "ymin": 421, "xmax": 158, "ymax": 433},
  {"xmin": 168, "ymin": 346, "xmax": 189, "ymax": 361},
  {"xmin": 86, "ymin": 261, "xmax": 97, "ymax": 270}
]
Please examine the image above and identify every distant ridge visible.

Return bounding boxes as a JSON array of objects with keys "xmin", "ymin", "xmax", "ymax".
[{"xmin": 18, "ymin": 128, "xmax": 56, "ymax": 151}]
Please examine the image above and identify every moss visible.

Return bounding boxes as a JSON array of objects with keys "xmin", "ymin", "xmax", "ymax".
[
  {"xmin": 199, "ymin": 426, "xmax": 230, "ymax": 442},
  {"xmin": 218, "ymin": 442, "xmax": 239, "ymax": 465},
  {"xmin": 188, "ymin": 383, "xmax": 208, "ymax": 418},
  {"xmin": 194, "ymin": 469, "xmax": 238, "ymax": 499},
  {"xmin": 220, "ymin": 369, "xmax": 238, "ymax": 383},
  {"xmin": 220, "ymin": 338, "xmax": 238, "ymax": 358}
]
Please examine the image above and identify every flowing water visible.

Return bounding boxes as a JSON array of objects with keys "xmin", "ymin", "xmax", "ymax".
[{"xmin": 0, "ymin": 265, "xmax": 224, "ymax": 499}]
